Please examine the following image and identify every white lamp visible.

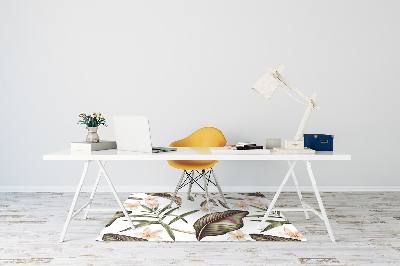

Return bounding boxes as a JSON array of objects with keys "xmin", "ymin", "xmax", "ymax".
[{"xmin": 252, "ymin": 66, "xmax": 319, "ymax": 154}]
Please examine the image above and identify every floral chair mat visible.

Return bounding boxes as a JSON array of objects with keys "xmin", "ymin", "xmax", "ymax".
[{"xmin": 97, "ymin": 192, "xmax": 306, "ymax": 242}]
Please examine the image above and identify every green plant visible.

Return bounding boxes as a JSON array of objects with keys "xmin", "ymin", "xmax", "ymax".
[{"xmin": 77, "ymin": 112, "xmax": 107, "ymax": 127}]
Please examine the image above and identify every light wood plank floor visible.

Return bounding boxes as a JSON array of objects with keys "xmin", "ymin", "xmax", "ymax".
[{"xmin": 0, "ymin": 192, "xmax": 399, "ymax": 265}]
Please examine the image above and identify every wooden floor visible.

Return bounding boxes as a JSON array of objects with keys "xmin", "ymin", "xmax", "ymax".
[{"xmin": 0, "ymin": 191, "xmax": 399, "ymax": 265}]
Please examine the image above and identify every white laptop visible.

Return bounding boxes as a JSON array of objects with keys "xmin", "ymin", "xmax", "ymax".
[{"xmin": 113, "ymin": 116, "xmax": 176, "ymax": 153}]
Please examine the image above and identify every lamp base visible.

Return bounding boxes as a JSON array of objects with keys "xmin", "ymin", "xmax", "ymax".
[{"xmin": 273, "ymin": 147, "xmax": 315, "ymax": 154}]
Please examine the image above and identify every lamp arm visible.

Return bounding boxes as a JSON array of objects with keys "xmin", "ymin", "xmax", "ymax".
[
  {"xmin": 294, "ymin": 93, "xmax": 317, "ymax": 140},
  {"xmin": 273, "ymin": 72, "xmax": 320, "ymax": 111}
]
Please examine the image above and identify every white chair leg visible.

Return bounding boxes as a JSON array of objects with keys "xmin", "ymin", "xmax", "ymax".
[
  {"xmin": 202, "ymin": 170, "xmax": 211, "ymax": 214},
  {"xmin": 59, "ymin": 160, "xmax": 89, "ymax": 242},
  {"xmin": 168, "ymin": 170, "xmax": 186, "ymax": 208},
  {"xmin": 187, "ymin": 170, "xmax": 194, "ymax": 200},
  {"xmin": 287, "ymin": 160, "xmax": 309, "ymax": 220},
  {"xmin": 211, "ymin": 168, "xmax": 229, "ymax": 208},
  {"xmin": 306, "ymin": 160, "xmax": 336, "ymax": 242},
  {"xmin": 83, "ymin": 160, "xmax": 105, "ymax": 219}
]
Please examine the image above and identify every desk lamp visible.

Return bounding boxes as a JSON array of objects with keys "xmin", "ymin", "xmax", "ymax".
[{"xmin": 252, "ymin": 66, "xmax": 319, "ymax": 154}]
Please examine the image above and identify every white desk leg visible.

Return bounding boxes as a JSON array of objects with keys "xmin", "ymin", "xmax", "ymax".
[
  {"xmin": 306, "ymin": 160, "xmax": 336, "ymax": 242},
  {"xmin": 257, "ymin": 160, "xmax": 297, "ymax": 230},
  {"xmin": 83, "ymin": 161, "xmax": 105, "ymax": 219},
  {"xmin": 97, "ymin": 160, "xmax": 136, "ymax": 231},
  {"xmin": 211, "ymin": 168, "xmax": 229, "ymax": 208},
  {"xmin": 59, "ymin": 160, "xmax": 89, "ymax": 242},
  {"xmin": 288, "ymin": 160, "xmax": 310, "ymax": 220}
]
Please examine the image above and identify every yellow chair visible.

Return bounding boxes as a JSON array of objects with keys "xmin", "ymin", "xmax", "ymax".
[{"xmin": 167, "ymin": 127, "xmax": 229, "ymax": 211}]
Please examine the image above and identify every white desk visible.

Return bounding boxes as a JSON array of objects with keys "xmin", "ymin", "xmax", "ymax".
[{"xmin": 43, "ymin": 148, "xmax": 351, "ymax": 242}]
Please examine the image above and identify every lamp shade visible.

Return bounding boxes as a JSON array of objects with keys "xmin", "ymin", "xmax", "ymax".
[{"xmin": 251, "ymin": 73, "xmax": 280, "ymax": 101}]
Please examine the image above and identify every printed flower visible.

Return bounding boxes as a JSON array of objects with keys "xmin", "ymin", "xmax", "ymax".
[
  {"xmin": 144, "ymin": 196, "xmax": 157, "ymax": 202},
  {"xmin": 135, "ymin": 227, "xmax": 163, "ymax": 240},
  {"xmin": 199, "ymin": 206, "xmax": 211, "ymax": 213},
  {"xmin": 254, "ymin": 201, "xmax": 267, "ymax": 208},
  {"xmin": 279, "ymin": 227, "xmax": 306, "ymax": 240},
  {"xmin": 234, "ymin": 201, "xmax": 249, "ymax": 210},
  {"xmin": 227, "ymin": 230, "xmax": 249, "ymax": 241},
  {"xmin": 124, "ymin": 201, "xmax": 140, "ymax": 210},
  {"xmin": 145, "ymin": 200, "xmax": 159, "ymax": 208},
  {"xmin": 245, "ymin": 196, "xmax": 257, "ymax": 202}
]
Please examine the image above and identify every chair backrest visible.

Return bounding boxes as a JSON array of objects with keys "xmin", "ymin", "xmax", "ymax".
[{"xmin": 170, "ymin": 127, "xmax": 226, "ymax": 148}]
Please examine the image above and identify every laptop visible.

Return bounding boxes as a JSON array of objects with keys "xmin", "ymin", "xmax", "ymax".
[{"xmin": 113, "ymin": 116, "xmax": 177, "ymax": 153}]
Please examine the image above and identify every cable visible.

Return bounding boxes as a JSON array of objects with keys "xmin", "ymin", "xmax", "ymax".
[{"xmin": 279, "ymin": 84, "xmax": 308, "ymax": 105}]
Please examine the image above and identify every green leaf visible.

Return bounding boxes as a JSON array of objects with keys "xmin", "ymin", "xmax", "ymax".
[
  {"xmin": 168, "ymin": 210, "xmax": 199, "ymax": 225},
  {"xmin": 105, "ymin": 211, "xmax": 132, "ymax": 227},
  {"xmin": 128, "ymin": 197, "xmax": 143, "ymax": 200},
  {"xmin": 225, "ymin": 197, "xmax": 244, "ymax": 200},
  {"xmin": 140, "ymin": 204, "xmax": 153, "ymax": 212},
  {"xmin": 102, "ymin": 233, "xmax": 148, "ymax": 241},
  {"xmin": 158, "ymin": 205, "xmax": 170, "ymax": 215},
  {"xmin": 238, "ymin": 192, "xmax": 266, "ymax": 198},
  {"xmin": 200, "ymin": 200, "xmax": 207, "ymax": 207},
  {"xmin": 163, "ymin": 207, "xmax": 179, "ymax": 217},
  {"xmin": 135, "ymin": 221, "xmax": 160, "ymax": 228},
  {"xmin": 161, "ymin": 223, "xmax": 175, "ymax": 241},
  {"xmin": 218, "ymin": 199, "xmax": 230, "ymax": 209},
  {"xmin": 261, "ymin": 221, "xmax": 290, "ymax": 232},
  {"xmin": 249, "ymin": 205, "xmax": 268, "ymax": 211},
  {"xmin": 249, "ymin": 234, "xmax": 300, "ymax": 242},
  {"xmin": 193, "ymin": 210, "xmax": 249, "ymax": 241}
]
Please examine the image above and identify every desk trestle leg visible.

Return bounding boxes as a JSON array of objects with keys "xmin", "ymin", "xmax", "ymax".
[
  {"xmin": 59, "ymin": 161, "xmax": 90, "ymax": 243},
  {"xmin": 306, "ymin": 160, "xmax": 335, "ymax": 242},
  {"xmin": 83, "ymin": 161, "xmax": 105, "ymax": 219},
  {"xmin": 96, "ymin": 160, "xmax": 136, "ymax": 232},
  {"xmin": 288, "ymin": 160, "xmax": 310, "ymax": 220}
]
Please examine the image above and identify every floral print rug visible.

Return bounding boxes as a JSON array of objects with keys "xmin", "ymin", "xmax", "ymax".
[{"xmin": 97, "ymin": 192, "xmax": 306, "ymax": 242}]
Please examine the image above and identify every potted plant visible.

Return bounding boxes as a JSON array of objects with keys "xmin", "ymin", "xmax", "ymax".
[{"xmin": 77, "ymin": 112, "xmax": 107, "ymax": 143}]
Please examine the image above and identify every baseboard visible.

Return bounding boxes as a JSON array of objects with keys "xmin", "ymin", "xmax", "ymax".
[{"xmin": 1, "ymin": 186, "xmax": 400, "ymax": 192}]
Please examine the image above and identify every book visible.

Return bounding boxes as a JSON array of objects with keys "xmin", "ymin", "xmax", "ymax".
[
  {"xmin": 70, "ymin": 140, "xmax": 117, "ymax": 151},
  {"xmin": 227, "ymin": 145, "xmax": 263, "ymax": 150},
  {"xmin": 211, "ymin": 147, "xmax": 270, "ymax": 155}
]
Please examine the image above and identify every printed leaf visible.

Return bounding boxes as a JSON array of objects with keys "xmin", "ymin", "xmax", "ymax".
[
  {"xmin": 147, "ymin": 193, "xmax": 182, "ymax": 206},
  {"xmin": 102, "ymin": 233, "xmax": 148, "ymax": 241},
  {"xmin": 210, "ymin": 198, "xmax": 218, "ymax": 206},
  {"xmin": 193, "ymin": 210, "xmax": 249, "ymax": 241},
  {"xmin": 140, "ymin": 204, "xmax": 153, "ymax": 212},
  {"xmin": 239, "ymin": 192, "xmax": 266, "ymax": 198},
  {"xmin": 128, "ymin": 197, "xmax": 143, "ymax": 200},
  {"xmin": 169, "ymin": 210, "xmax": 199, "ymax": 225},
  {"xmin": 218, "ymin": 199, "xmax": 230, "ymax": 209},
  {"xmin": 135, "ymin": 221, "xmax": 159, "ymax": 229},
  {"xmin": 249, "ymin": 205, "xmax": 268, "ymax": 211},
  {"xmin": 261, "ymin": 221, "xmax": 290, "ymax": 232},
  {"xmin": 200, "ymin": 200, "xmax": 207, "ymax": 207},
  {"xmin": 105, "ymin": 211, "xmax": 132, "ymax": 227},
  {"xmin": 225, "ymin": 197, "xmax": 244, "ymax": 200},
  {"xmin": 188, "ymin": 195, "xmax": 195, "ymax": 202},
  {"xmin": 158, "ymin": 205, "xmax": 170, "ymax": 215},
  {"xmin": 161, "ymin": 222, "xmax": 175, "ymax": 241},
  {"xmin": 162, "ymin": 207, "xmax": 179, "ymax": 218},
  {"xmin": 249, "ymin": 234, "xmax": 300, "ymax": 242}
]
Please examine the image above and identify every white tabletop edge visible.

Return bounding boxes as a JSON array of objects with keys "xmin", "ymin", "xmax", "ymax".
[{"xmin": 43, "ymin": 148, "xmax": 351, "ymax": 161}]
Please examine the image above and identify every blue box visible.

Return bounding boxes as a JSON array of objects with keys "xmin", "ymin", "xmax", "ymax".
[{"xmin": 304, "ymin": 134, "xmax": 334, "ymax": 151}]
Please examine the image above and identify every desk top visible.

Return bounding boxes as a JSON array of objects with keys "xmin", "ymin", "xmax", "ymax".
[{"xmin": 43, "ymin": 147, "xmax": 351, "ymax": 161}]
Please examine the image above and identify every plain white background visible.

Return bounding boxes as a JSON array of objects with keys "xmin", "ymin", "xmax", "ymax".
[{"xmin": 0, "ymin": 0, "xmax": 399, "ymax": 189}]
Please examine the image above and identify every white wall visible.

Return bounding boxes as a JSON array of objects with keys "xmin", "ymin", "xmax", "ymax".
[{"xmin": 1, "ymin": 0, "xmax": 399, "ymax": 189}]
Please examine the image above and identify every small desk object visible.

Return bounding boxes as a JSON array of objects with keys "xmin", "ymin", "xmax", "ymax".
[{"xmin": 43, "ymin": 148, "xmax": 350, "ymax": 242}]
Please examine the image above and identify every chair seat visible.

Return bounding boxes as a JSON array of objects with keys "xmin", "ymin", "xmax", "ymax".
[{"xmin": 167, "ymin": 160, "xmax": 218, "ymax": 170}]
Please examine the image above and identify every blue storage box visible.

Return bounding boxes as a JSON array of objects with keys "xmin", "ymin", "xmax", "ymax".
[{"xmin": 304, "ymin": 134, "xmax": 334, "ymax": 151}]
